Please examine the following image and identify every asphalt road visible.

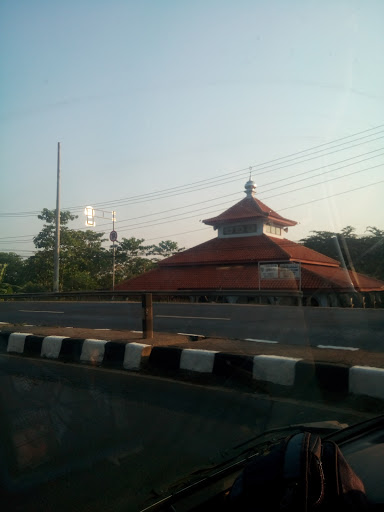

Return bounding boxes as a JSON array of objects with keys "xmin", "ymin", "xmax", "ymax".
[
  {"xmin": 0, "ymin": 354, "xmax": 371, "ymax": 512},
  {"xmin": 1, "ymin": 301, "xmax": 383, "ymax": 350}
]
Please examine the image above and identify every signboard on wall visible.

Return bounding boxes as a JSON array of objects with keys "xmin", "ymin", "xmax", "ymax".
[
  {"xmin": 279, "ymin": 263, "xmax": 300, "ymax": 279},
  {"xmin": 260, "ymin": 264, "xmax": 279, "ymax": 279},
  {"xmin": 259, "ymin": 262, "xmax": 301, "ymax": 280}
]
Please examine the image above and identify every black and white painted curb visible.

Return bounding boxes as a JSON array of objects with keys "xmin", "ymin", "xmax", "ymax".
[
  {"xmin": 1, "ymin": 331, "xmax": 384, "ymax": 402},
  {"xmin": 0, "ymin": 332, "xmax": 151, "ymax": 370}
]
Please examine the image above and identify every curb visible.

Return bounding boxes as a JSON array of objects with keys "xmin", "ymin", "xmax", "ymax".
[{"xmin": 1, "ymin": 331, "xmax": 384, "ymax": 402}]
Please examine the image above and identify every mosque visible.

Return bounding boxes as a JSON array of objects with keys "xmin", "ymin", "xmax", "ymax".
[{"xmin": 115, "ymin": 180, "xmax": 384, "ymax": 307}]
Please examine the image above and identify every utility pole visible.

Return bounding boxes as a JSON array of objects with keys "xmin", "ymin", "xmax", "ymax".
[
  {"xmin": 53, "ymin": 142, "xmax": 61, "ymax": 292},
  {"xmin": 112, "ymin": 211, "xmax": 116, "ymax": 291}
]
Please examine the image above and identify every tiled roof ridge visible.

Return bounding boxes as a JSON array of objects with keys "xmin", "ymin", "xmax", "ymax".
[
  {"xmin": 203, "ymin": 196, "xmax": 297, "ymax": 226},
  {"xmin": 346, "ymin": 267, "xmax": 384, "ymax": 289},
  {"xmin": 158, "ymin": 237, "xmax": 218, "ymax": 265},
  {"xmin": 301, "ymin": 264, "xmax": 339, "ymax": 289},
  {"xmin": 273, "ymin": 237, "xmax": 340, "ymax": 266},
  {"xmin": 301, "ymin": 264, "xmax": 384, "ymax": 291},
  {"xmin": 114, "ymin": 260, "xmax": 384, "ymax": 292},
  {"xmin": 158, "ymin": 235, "xmax": 341, "ymax": 267}
]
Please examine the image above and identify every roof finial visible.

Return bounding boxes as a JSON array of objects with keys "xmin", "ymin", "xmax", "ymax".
[{"xmin": 245, "ymin": 176, "xmax": 256, "ymax": 198}]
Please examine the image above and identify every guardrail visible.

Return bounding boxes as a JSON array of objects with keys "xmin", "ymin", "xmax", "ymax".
[
  {"xmin": 0, "ymin": 289, "xmax": 303, "ymax": 300},
  {"xmin": 0, "ymin": 290, "xmax": 304, "ymax": 339}
]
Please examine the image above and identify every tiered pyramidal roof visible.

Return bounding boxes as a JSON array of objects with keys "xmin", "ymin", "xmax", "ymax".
[{"xmin": 116, "ymin": 180, "xmax": 384, "ymax": 296}]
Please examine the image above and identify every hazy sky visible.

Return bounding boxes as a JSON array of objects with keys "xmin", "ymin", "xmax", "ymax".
[{"xmin": 1, "ymin": 1, "xmax": 383, "ymax": 257}]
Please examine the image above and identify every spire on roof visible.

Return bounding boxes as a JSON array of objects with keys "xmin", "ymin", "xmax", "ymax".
[{"xmin": 244, "ymin": 178, "xmax": 256, "ymax": 198}]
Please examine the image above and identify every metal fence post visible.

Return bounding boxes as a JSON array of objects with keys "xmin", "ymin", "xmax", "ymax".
[{"xmin": 142, "ymin": 293, "xmax": 153, "ymax": 339}]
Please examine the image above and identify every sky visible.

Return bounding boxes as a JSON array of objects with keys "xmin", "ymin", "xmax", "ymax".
[{"xmin": 0, "ymin": 0, "xmax": 383, "ymax": 257}]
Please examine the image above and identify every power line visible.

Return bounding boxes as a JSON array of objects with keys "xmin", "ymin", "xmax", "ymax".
[
  {"xmin": 260, "ymin": 147, "xmax": 383, "ymax": 192},
  {"xmin": 262, "ymin": 162, "xmax": 384, "ymax": 201},
  {"xmin": 66, "ymin": 132, "xmax": 384, "ymax": 211},
  {"xmin": 0, "ymin": 249, "xmax": 36, "ymax": 253},
  {"xmin": 85, "ymin": 148, "xmax": 384, "ymax": 229},
  {"xmin": 62, "ymin": 124, "xmax": 384, "ymax": 211},
  {"xmin": 98, "ymin": 163, "xmax": 383, "ymax": 234},
  {"xmin": 144, "ymin": 227, "xmax": 211, "ymax": 242},
  {"xmin": 132, "ymin": 178, "xmax": 384, "ymax": 244},
  {"xmin": 1, "ymin": 179, "xmax": 383, "ymax": 257},
  {"xmin": 1, "ymin": 124, "xmax": 383, "ymax": 217},
  {"xmin": 1, "ymin": 157, "xmax": 383, "ymax": 244},
  {"xmin": 1, "ymin": 127, "xmax": 383, "ymax": 244},
  {"xmin": 279, "ymin": 179, "xmax": 384, "ymax": 212}
]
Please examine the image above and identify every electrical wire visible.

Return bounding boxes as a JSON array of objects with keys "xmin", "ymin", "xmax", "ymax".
[
  {"xmin": 61, "ymin": 126, "xmax": 384, "ymax": 211},
  {"xmin": 1, "ymin": 177, "xmax": 383, "ymax": 254},
  {"xmin": 76, "ymin": 147, "xmax": 384, "ymax": 229},
  {"xmin": 1, "ymin": 124, "xmax": 383, "ymax": 216},
  {"xmin": 63, "ymin": 132, "xmax": 384, "ymax": 211},
  {"xmin": 95, "ymin": 163, "xmax": 383, "ymax": 234},
  {"xmin": 0, "ymin": 128, "xmax": 383, "ymax": 247},
  {"xmin": 1, "ymin": 160, "xmax": 383, "ymax": 243},
  {"xmin": 279, "ymin": 179, "xmax": 384, "ymax": 213}
]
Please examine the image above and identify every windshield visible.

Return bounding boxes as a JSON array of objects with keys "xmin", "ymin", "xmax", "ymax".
[{"xmin": 0, "ymin": 2, "xmax": 383, "ymax": 511}]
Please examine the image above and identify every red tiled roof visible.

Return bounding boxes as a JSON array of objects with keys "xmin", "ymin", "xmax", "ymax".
[
  {"xmin": 158, "ymin": 235, "xmax": 339, "ymax": 267},
  {"xmin": 115, "ymin": 264, "xmax": 301, "ymax": 291},
  {"xmin": 115, "ymin": 263, "xmax": 384, "ymax": 292},
  {"xmin": 270, "ymin": 237, "xmax": 339, "ymax": 266},
  {"xmin": 203, "ymin": 196, "xmax": 297, "ymax": 227},
  {"xmin": 301, "ymin": 264, "xmax": 384, "ymax": 292}
]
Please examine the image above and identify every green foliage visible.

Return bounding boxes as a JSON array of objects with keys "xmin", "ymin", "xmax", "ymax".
[
  {"xmin": 0, "ymin": 264, "xmax": 7, "ymax": 284},
  {"xmin": 0, "ymin": 210, "xmax": 184, "ymax": 293},
  {"xmin": 300, "ymin": 226, "xmax": 384, "ymax": 280},
  {"xmin": 113, "ymin": 237, "xmax": 184, "ymax": 284},
  {"xmin": 114, "ymin": 237, "xmax": 155, "ymax": 284},
  {"xmin": 146, "ymin": 240, "xmax": 184, "ymax": 261},
  {"xmin": 27, "ymin": 209, "xmax": 109, "ymax": 291},
  {"xmin": 37, "ymin": 208, "xmax": 77, "ymax": 225},
  {"xmin": 19, "ymin": 281, "xmax": 48, "ymax": 293},
  {"xmin": 0, "ymin": 264, "xmax": 10, "ymax": 294},
  {"xmin": 0, "ymin": 252, "xmax": 24, "ymax": 286},
  {"xmin": 33, "ymin": 208, "xmax": 78, "ymax": 250}
]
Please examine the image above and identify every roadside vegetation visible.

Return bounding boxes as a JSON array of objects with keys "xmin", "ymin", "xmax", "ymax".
[
  {"xmin": 300, "ymin": 226, "xmax": 384, "ymax": 282},
  {"xmin": 0, "ymin": 209, "xmax": 183, "ymax": 293},
  {"xmin": 0, "ymin": 210, "xmax": 383, "ymax": 293}
]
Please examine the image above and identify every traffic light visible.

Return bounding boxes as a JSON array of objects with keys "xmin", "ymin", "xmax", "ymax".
[{"xmin": 84, "ymin": 206, "xmax": 95, "ymax": 226}]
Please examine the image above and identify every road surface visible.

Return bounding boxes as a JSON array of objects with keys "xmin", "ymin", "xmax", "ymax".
[
  {"xmin": 0, "ymin": 354, "xmax": 371, "ymax": 511},
  {"xmin": 1, "ymin": 301, "xmax": 383, "ymax": 350}
]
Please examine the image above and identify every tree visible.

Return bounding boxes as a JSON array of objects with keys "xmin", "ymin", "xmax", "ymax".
[
  {"xmin": 146, "ymin": 240, "xmax": 184, "ymax": 261},
  {"xmin": 300, "ymin": 226, "xmax": 384, "ymax": 281},
  {"xmin": 59, "ymin": 229, "xmax": 110, "ymax": 290},
  {"xmin": 0, "ymin": 263, "xmax": 7, "ymax": 286},
  {"xmin": 6, "ymin": 209, "xmax": 186, "ymax": 292},
  {"xmin": 0, "ymin": 252, "xmax": 24, "ymax": 287},
  {"xmin": 0, "ymin": 263, "xmax": 12, "ymax": 294},
  {"xmin": 114, "ymin": 237, "xmax": 155, "ymax": 284},
  {"xmin": 24, "ymin": 209, "xmax": 109, "ymax": 291}
]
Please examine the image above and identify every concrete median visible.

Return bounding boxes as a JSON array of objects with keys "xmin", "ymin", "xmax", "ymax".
[{"xmin": 1, "ymin": 329, "xmax": 384, "ymax": 405}]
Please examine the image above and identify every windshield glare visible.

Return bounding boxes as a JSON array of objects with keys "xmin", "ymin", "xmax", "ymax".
[{"xmin": 0, "ymin": 1, "xmax": 383, "ymax": 511}]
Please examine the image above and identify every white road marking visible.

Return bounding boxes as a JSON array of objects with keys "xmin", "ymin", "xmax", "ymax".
[
  {"xmin": 0, "ymin": 322, "xmax": 9, "ymax": 325},
  {"xmin": 19, "ymin": 310, "xmax": 64, "ymax": 314},
  {"xmin": 178, "ymin": 332, "xmax": 205, "ymax": 337},
  {"xmin": 245, "ymin": 338, "xmax": 279, "ymax": 344},
  {"xmin": 131, "ymin": 330, "xmax": 143, "ymax": 333},
  {"xmin": 317, "ymin": 345, "xmax": 359, "ymax": 351},
  {"xmin": 94, "ymin": 328, "xmax": 111, "ymax": 331},
  {"xmin": 156, "ymin": 315, "xmax": 230, "ymax": 321}
]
